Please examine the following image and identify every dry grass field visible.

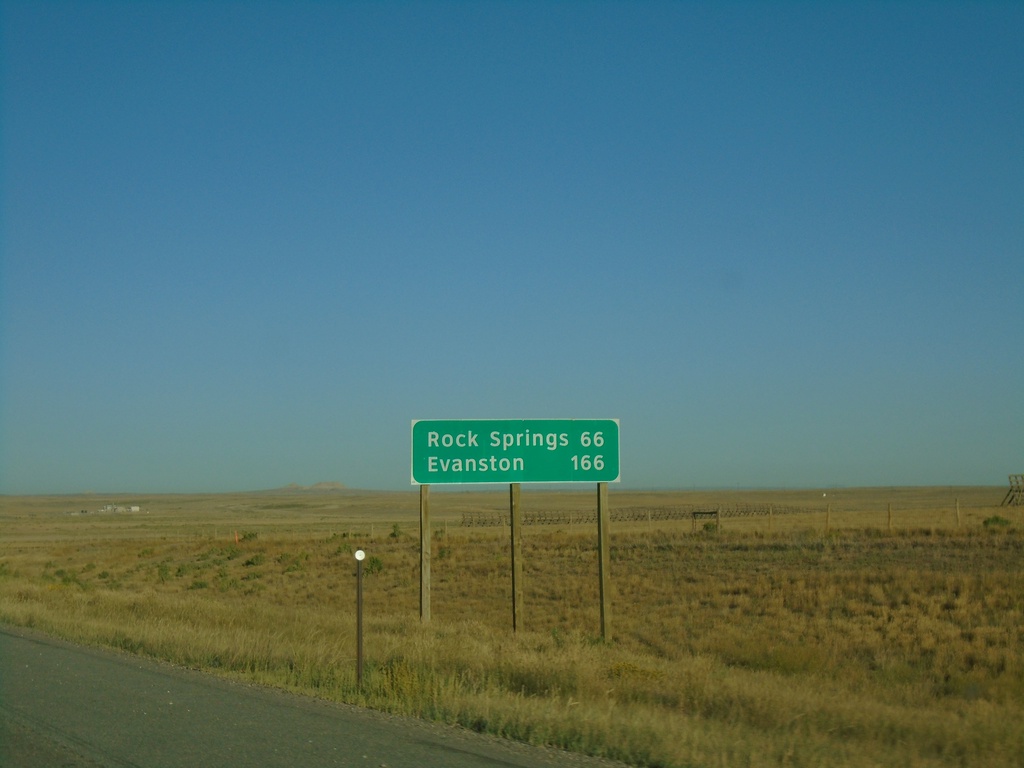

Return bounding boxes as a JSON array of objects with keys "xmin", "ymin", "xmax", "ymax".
[{"xmin": 1, "ymin": 486, "xmax": 1022, "ymax": 767}]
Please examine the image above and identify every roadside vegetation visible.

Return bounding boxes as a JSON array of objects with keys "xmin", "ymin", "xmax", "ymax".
[{"xmin": 1, "ymin": 489, "xmax": 1021, "ymax": 767}]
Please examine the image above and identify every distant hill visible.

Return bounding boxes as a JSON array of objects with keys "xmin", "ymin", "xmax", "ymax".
[{"xmin": 274, "ymin": 482, "xmax": 347, "ymax": 493}]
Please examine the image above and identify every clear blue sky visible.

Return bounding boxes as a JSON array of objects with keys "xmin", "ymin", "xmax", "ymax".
[{"xmin": 2, "ymin": 1, "xmax": 1021, "ymax": 494}]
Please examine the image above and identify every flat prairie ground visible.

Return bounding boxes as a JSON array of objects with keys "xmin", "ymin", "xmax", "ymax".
[{"xmin": 1, "ymin": 486, "xmax": 1022, "ymax": 767}]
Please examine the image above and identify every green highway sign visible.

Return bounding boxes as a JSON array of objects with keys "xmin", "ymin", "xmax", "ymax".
[{"xmin": 411, "ymin": 419, "xmax": 620, "ymax": 485}]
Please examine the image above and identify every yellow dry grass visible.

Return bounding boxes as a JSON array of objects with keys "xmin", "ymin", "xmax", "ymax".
[{"xmin": 1, "ymin": 487, "xmax": 1022, "ymax": 767}]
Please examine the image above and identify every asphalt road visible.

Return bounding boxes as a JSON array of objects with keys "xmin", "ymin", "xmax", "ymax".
[{"xmin": 0, "ymin": 626, "xmax": 629, "ymax": 768}]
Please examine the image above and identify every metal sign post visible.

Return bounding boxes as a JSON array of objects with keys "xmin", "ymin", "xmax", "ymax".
[
  {"xmin": 597, "ymin": 482, "xmax": 610, "ymax": 641},
  {"xmin": 510, "ymin": 483, "xmax": 523, "ymax": 632},
  {"xmin": 419, "ymin": 485, "xmax": 430, "ymax": 623}
]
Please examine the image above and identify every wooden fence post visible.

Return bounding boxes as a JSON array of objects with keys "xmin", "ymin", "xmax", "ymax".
[{"xmin": 887, "ymin": 503, "xmax": 893, "ymax": 533}]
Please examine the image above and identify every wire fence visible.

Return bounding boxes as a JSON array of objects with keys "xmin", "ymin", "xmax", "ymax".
[{"xmin": 460, "ymin": 504, "xmax": 817, "ymax": 528}]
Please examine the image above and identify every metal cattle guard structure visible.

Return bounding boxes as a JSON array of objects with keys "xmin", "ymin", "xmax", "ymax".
[{"xmin": 411, "ymin": 419, "xmax": 620, "ymax": 640}]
